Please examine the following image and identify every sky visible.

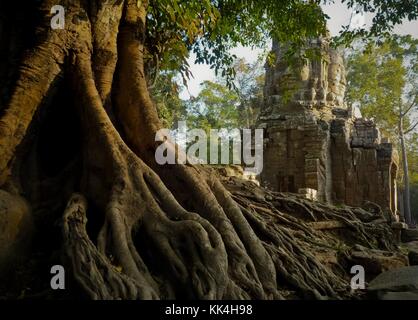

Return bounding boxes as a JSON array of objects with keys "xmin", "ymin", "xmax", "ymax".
[{"xmin": 180, "ymin": 0, "xmax": 418, "ymax": 100}]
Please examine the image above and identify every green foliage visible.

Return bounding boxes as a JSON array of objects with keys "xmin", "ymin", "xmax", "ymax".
[
  {"xmin": 146, "ymin": 0, "xmax": 221, "ymax": 83},
  {"xmin": 151, "ymin": 57, "xmax": 264, "ymax": 164},
  {"xmin": 187, "ymin": 80, "xmax": 240, "ymax": 131},
  {"xmin": 152, "ymin": 55, "xmax": 265, "ymax": 131},
  {"xmin": 336, "ymin": 0, "xmax": 418, "ymax": 46},
  {"xmin": 186, "ymin": 57, "xmax": 264, "ymax": 131},
  {"xmin": 346, "ymin": 35, "xmax": 418, "ymax": 138},
  {"xmin": 146, "ymin": 0, "xmax": 328, "ymax": 86},
  {"xmin": 150, "ymin": 71, "xmax": 187, "ymax": 128},
  {"xmin": 145, "ymin": 0, "xmax": 418, "ymax": 87},
  {"xmin": 231, "ymin": 58, "xmax": 265, "ymax": 127}
]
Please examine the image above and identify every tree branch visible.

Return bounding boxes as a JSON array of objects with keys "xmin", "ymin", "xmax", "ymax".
[
  {"xmin": 404, "ymin": 120, "xmax": 418, "ymax": 134},
  {"xmin": 401, "ymin": 95, "xmax": 418, "ymax": 117}
]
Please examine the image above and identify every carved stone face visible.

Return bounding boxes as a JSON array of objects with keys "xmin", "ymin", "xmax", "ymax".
[
  {"xmin": 328, "ymin": 51, "xmax": 346, "ymax": 106},
  {"xmin": 265, "ymin": 38, "xmax": 347, "ymax": 109}
]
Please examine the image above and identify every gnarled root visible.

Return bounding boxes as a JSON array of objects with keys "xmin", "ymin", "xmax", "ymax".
[
  {"xmin": 224, "ymin": 176, "xmax": 398, "ymax": 298},
  {"xmin": 62, "ymin": 133, "xmax": 233, "ymax": 299},
  {"xmin": 63, "ymin": 193, "xmax": 155, "ymax": 299},
  {"xmin": 59, "ymin": 0, "xmax": 398, "ymax": 300},
  {"xmin": 62, "ymin": 53, "xmax": 238, "ymax": 299}
]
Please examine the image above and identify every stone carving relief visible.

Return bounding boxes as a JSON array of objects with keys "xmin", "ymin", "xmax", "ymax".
[{"xmin": 263, "ymin": 36, "xmax": 347, "ymax": 113}]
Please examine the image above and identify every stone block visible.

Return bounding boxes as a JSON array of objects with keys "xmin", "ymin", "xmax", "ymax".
[
  {"xmin": 391, "ymin": 222, "xmax": 408, "ymax": 230},
  {"xmin": 298, "ymin": 188, "xmax": 318, "ymax": 201},
  {"xmin": 401, "ymin": 228, "xmax": 418, "ymax": 243},
  {"xmin": 349, "ymin": 247, "xmax": 408, "ymax": 280},
  {"xmin": 378, "ymin": 291, "xmax": 418, "ymax": 300},
  {"xmin": 368, "ymin": 266, "xmax": 418, "ymax": 292},
  {"xmin": 304, "ymin": 159, "xmax": 319, "ymax": 171}
]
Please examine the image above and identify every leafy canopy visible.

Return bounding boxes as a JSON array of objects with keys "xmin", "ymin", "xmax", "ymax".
[
  {"xmin": 187, "ymin": 80, "xmax": 240, "ymax": 131},
  {"xmin": 146, "ymin": 0, "xmax": 326, "ymax": 84},
  {"xmin": 337, "ymin": 0, "xmax": 418, "ymax": 45},
  {"xmin": 146, "ymin": 0, "xmax": 418, "ymax": 84},
  {"xmin": 152, "ymin": 57, "xmax": 264, "ymax": 131},
  {"xmin": 346, "ymin": 35, "xmax": 418, "ymax": 138}
]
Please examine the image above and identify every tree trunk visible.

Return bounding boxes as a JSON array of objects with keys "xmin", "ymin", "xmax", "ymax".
[
  {"xmin": 399, "ymin": 117, "xmax": 412, "ymax": 227},
  {"xmin": 0, "ymin": 0, "xmax": 401, "ymax": 300}
]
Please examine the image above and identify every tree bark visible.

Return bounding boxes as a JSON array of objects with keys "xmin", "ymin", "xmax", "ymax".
[{"xmin": 399, "ymin": 116, "xmax": 412, "ymax": 227}]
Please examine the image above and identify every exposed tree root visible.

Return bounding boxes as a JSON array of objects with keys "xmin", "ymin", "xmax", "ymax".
[
  {"xmin": 63, "ymin": 193, "xmax": 154, "ymax": 299},
  {"xmin": 57, "ymin": 2, "xmax": 403, "ymax": 300},
  {"xmin": 62, "ymin": 51, "xmax": 250, "ymax": 299},
  {"xmin": 223, "ymin": 176, "xmax": 398, "ymax": 298}
]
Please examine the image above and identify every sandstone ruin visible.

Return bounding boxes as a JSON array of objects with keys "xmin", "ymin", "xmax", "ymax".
[{"xmin": 258, "ymin": 36, "xmax": 399, "ymax": 219}]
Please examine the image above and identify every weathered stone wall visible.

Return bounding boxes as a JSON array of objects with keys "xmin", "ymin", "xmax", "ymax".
[
  {"xmin": 330, "ymin": 118, "xmax": 398, "ymax": 212},
  {"xmin": 258, "ymin": 37, "xmax": 399, "ymax": 217}
]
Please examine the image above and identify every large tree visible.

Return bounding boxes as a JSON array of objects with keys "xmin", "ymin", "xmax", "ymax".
[{"xmin": 0, "ymin": 0, "xmax": 416, "ymax": 299}]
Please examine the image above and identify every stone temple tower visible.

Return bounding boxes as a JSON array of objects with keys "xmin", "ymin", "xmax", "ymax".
[{"xmin": 258, "ymin": 36, "xmax": 399, "ymax": 218}]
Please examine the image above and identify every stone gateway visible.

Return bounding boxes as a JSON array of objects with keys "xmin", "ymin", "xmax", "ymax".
[{"xmin": 258, "ymin": 36, "xmax": 399, "ymax": 219}]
